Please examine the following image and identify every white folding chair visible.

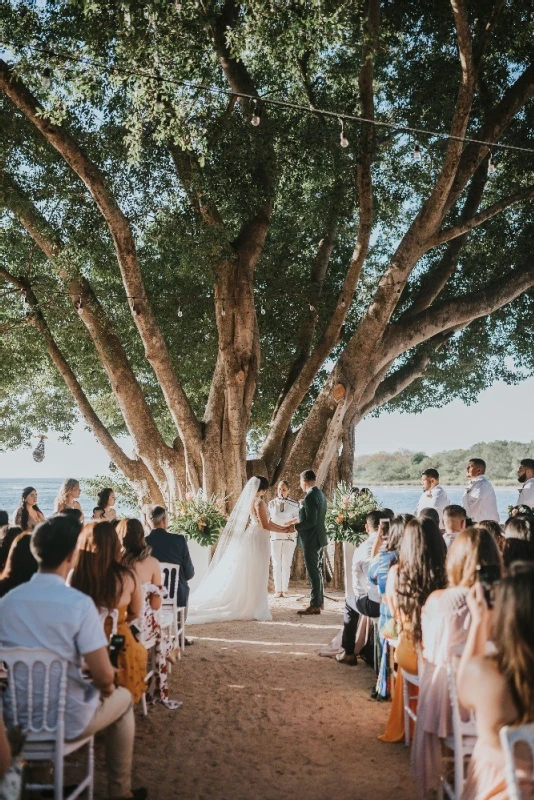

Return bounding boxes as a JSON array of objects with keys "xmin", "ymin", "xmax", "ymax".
[
  {"xmin": 440, "ymin": 660, "xmax": 477, "ymax": 799},
  {"xmin": 500, "ymin": 723, "xmax": 534, "ymax": 800},
  {"xmin": 402, "ymin": 669, "xmax": 420, "ymax": 746},
  {"xmin": 160, "ymin": 562, "xmax": 186, "ymax": 655},
  {"xmin": 0, "ymin": 646, "xmax": 94, "ymax": 800},
  {"xmin": 99, "ymin": 608, "xmax": 119, "ymax": 636}
]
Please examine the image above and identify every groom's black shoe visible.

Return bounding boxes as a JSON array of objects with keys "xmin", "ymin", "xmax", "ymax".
[{"xmin": 297, "ymin": 606, "xmax": 321, "ymax": 615}]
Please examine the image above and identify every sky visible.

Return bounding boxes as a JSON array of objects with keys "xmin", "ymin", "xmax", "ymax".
[{"xmin": 0, "ymin": 377, "xmax": 533, "ymax": 479}]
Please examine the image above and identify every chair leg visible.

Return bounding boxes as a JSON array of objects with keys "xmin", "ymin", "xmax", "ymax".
[
  {"xmin": 141, "ymin": 693, "xmax": 148, "ymax": 717},
  {"xmin": 88, "ymin": 739, "xmax": 94, "ymax": 800},
  {"xmin": 402, "ymin": 676, "xmax": 410, "ymax": 746},
  {"xmin": 54, "ymin": 754, "xmax": 64, "ymax": 800}
]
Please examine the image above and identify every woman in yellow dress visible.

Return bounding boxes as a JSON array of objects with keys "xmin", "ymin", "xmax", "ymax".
[{"xmin": 70, "ymin": 520, "xmax": 146, "ymax": 703}]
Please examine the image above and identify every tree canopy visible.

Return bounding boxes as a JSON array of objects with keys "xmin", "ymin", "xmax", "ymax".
[{"xmin": 1, "ymin": 0, "xmax": 534, "ymax": 506}]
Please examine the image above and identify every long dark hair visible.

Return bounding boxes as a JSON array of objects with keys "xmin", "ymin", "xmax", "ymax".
[
  {"xmin": 71, "ymin": 521, "xmax": 133, "ymax": 610},
  {"xmin": 16, "ymin": 487, "xmax": 42, "ymax": 532},
  {"xmin": 396, "ymin": 518, "xmax": 447, "ymax": 647},
  {"xmin": 0, "ymin": 526, "xmax": 22, "ymax": 572},
  {"xmin": 493, "ymin": 563, "xmax": 534, "ymax": 723},
  {"xmin": 0, "ymin": 532, "xmax": 38, "ymax": 597},
  {"xmin": 97, "ymin": 488, "xmax": 114, "ymax": 510},
  {"xmin": 117, "ymin": 518, "xmax": 151, "ymax": 566},
  {"xmin": 255, "ymin": 476, "xmax": 269, "ymax": 492}
]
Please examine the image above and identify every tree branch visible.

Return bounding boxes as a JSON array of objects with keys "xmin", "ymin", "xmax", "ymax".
[{"xmin": 0, "ymin": 59, "xmax": 203, "ymax": 462}]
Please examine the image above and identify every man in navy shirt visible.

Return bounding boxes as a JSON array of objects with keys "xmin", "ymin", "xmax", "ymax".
[{"xmin": 145, "ymin": 505, "xmax": 195, "ymax": 611}]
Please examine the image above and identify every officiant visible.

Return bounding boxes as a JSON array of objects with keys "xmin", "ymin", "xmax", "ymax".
[{"xmin": 268, "ymin": 481, "xmax": 299, "ymax": 598}]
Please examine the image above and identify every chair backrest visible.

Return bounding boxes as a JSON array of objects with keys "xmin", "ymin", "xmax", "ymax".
[
  {"xmin": 99, "ymin": 608, "xmax": 119, "ymax": 636},
  {"xmin": 160, "ymin": 563, "xmax": 180, "ymax": 606},
  {"xmin": 500, "ymin": 723, "xmax": 534, "ymax": 800},
  {"xmin": 0, "ymin": 647, "xmax": 68, "ymax": 743}
]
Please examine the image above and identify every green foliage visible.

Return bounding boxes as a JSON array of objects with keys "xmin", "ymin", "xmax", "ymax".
[
  {"xmin": 81, "ymin": 472, "xmax": 138, "ymax": 513},
  {"xmin": 354, "ymin": 441, "xmax": 534, "ymax": 485},
  {"xmin": 326, "ymin": 481, "xmax": 379, "ymax": 546},
  {"xmin": 168, "ymin": 491, "xmax": 228, "ymax": 546}
]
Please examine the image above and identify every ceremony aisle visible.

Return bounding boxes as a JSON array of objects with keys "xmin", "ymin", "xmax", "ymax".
[{"xmin": 95, "ymin": 589, "xmax": 415, "ymax": 800}]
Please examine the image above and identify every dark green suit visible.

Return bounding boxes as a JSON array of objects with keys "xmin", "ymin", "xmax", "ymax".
[{"xmin": 296, "ymin": 485, "xmax": 328, "ymax": 608}]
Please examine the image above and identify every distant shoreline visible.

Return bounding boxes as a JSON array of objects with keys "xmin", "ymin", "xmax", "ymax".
[{"xmin": 357, "ymin": 481, "xmax": 519, "ymax": 489}]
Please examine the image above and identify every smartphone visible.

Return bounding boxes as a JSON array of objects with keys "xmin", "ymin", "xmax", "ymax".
[
  {"xmin": 476, "ymin": 564, "xmax": 500, "ymax": 608},
  {"xmin": 379, "ymin": 518, "xmax": 390, "ymax": 539},
  {"xmin": 109, "ymin": 634, "xmax": 126, "ymax": 668}
]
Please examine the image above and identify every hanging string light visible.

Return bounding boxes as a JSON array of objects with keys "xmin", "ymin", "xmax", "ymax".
[
  {"xmin": 251, "ymin": 99, "xmax": 261, "ymax": 127},
  {"xmin": 177, "ymin": 307, "xmax": 183, "ymax": 317},
  {"xmin": 40, "ymin": 67, "xmax": 51, "ymax": 89},
  {"xmin": 413, "ymin": 143, "xmax": 422, "ymax": 162},
  {"xmin": 488, "ymin": 153, "xmax": 496, "ymax": 175},
  {"xmin": 339, "ymin": 118, "xmax": 349, "ymax": 149}
]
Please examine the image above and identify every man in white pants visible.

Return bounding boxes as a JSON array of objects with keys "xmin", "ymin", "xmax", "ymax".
[{"xmin": 268, "ymin": 480, "xmax": 299, "ymax": 598}]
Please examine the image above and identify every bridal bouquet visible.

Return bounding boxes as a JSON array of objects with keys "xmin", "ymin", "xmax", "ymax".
[
  {"xmin": 169, "ymin": 491, "xmax": 228, "ymax": 546},
  {"xmin": 326, "ymin": 482, "xmax": 379, "ymax": 546}
]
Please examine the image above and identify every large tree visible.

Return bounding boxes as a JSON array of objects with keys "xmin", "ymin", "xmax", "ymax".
[{"xmin": 1, "ymin": 0, "xmax": 534, "ymax": 510}]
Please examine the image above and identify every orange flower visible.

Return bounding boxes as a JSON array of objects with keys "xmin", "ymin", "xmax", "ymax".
[
  {"xmin": 335, "ymin": 515, "xmax": 345, "ymax": 523},
  {"xmin": 342, "ymin": 498, "xmax": 350, "ymax": 507},
  {"xmin": 197, "ymin": 519, "xmax": 206, "ymax": 530}
]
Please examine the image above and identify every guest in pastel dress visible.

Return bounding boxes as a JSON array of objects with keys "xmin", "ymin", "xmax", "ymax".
[
  {"xmin": 70, "ymin": 521, "xmax": 147, "ymax": 703},
  {"xmin": 13, "ymin": 487, "xmax": 44, "ymax": 532}
]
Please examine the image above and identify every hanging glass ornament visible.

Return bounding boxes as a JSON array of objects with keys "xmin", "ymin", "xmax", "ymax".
[{"xmin": 32, "ymin": 435, "xmax": 47, "ymax": 463}]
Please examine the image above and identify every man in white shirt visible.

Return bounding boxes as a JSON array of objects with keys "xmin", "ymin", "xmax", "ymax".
[
  {"xmin": 442, "ymin": 504, "xmax": 467, "ymax": 549},
  {"xmin": 336, "ymin": 510, "xmax": 383, "ymax": 665},
  {"xmin": 462, "ymin": 458, "xmax": 500, "ymax": 523},
  {"xmin": 415, "ymin": 469, "xmax": 450, "ymax": 525},
  {"xmin": 516, "ymin": 459, "xmax": 534, "ymax": 508},
  {"xmin": 268, "ymin": 480, "xmax": 299, "ymax": 597},
  {"xmin": 0, "ymin": 516, "xmax": 145, "ymax": 800}
]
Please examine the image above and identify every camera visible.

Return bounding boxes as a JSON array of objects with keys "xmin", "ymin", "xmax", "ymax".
[
  {"xmin": 476, "ymin": 564, "xmax": 500, "ymax": 609},
  {"xmin": 109, "ymin": 634, "xmax": 126, "ymax": 668}
]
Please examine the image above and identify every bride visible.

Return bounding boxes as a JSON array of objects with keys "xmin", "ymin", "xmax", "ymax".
[{"xmin": 187, "ymin": 476, "xmax": 295, "ymax": 624}]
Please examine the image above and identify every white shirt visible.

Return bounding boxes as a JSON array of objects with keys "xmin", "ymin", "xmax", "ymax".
[
  {"xmin": 352, "ymin": 532, "xmax": 377, "ymax": 598},
  {"xmin": 517, "ymin": 477, "xmax": 534, "ymax": 508},
  {"xmin": 462, "ymin": 476, "xmax": 500, "ymax": 523},
  {"xmin": 443, "ymin": 531, "xmax": 459, "ymax": 550},
  {"xmin": 268, "ymin": 497, "xmax": 299, "ymax": 541},
  {"xmin": 0, "ymin": 572, "xmax": 108, "ymax": 739},
  {"xmin": 415, "ymin": 484, "xmax": 450, "ymax": 523}
]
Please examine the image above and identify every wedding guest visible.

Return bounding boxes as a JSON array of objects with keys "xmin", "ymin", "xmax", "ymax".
[
  {"xmin": 502, "ymin": 515, "xmax": 534, "ymax": 568},
  {"xmin": 70, "ymin": 521, "xmax": 147, "ymax": 704},
  {"xmin": 0, "ymin": 527, "xmax": 22, "ymax": 572},
  {"xmin": 0, "ymin": 510, "xmax": 8, "ymax": 535},
  {"xmin": 146, "ymin": 505, "xmax": 195, "ymax": 617},
  {"xmin": 462, "ymin": 458, "xmax": 499, "ymax": 523},
  {"xmin": 54, "ymin": 478, "xmax": 83, "ymax": 515},
  {"xmin": 415, "ymin": 469, "xmax": 449, "ymax": 524},
  {"xmin": 458, "ymin": 562, "xmax": 534, "ymax": 800},
  {"xmin": 93, "ymin": 507, "xmax": 105, "ymax": 521},
  {"xmin": 418, "ymin": 507, "xmax": 440, "ymax": 526},
  {"xmin": 336, "ymin": 510, "xmax": 382, "ymax": 664},
  {"xmin": 516, "ymin": 458, "xmax": 534, "ymax": 507},
  {"xmin": 58, "ymin": 507, "xmax": 84, "ymax": 525},
  {"xmin": 442, "ymin": 504, "xmax": 467, "ymax": 549},
  {"xmin": 13, "ymin": 487, "xmax": 45, "ymax": 531},
  {"xmin": 411, "ymin": 526, "xmax": 502, "ymax": 797},
  {"xmin": 379, "ymin": 517, "xmax": 447, "ymax": 742},
  {"xmin": 0, "ymin": 515, "xmax": 147, "ymax": 800},
  {"xmin": 477, "ymin": 518, "xmax": 505, "ymax": 553},
  {"xmin": 96, "ymin": 488, "xmax": 117, "ymax": 521},
  {"xmin": 0, "ymin": 532, "xmax": 38, "ymax": 597},
  {"xmin": 268, "ymin": 480, "xmax": 299, "ymax": 597},
  {"xmin": 118, "ymin": 518, "xmax": 181, "ymax": 709},
  {"xmin": 0, "ymin": 716, "xmax": 10, "ymax": 780}
]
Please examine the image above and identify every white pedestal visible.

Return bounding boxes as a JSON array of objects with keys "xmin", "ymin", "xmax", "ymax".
[
  {"xmin": 343, "ymin": 541, "xmax": 356, "ymax": 598},
  {"xmin": 187, "ymin": 539, "xmax": 211, "ymax": 593}
]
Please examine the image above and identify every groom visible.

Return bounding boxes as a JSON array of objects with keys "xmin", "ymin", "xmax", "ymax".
[{"xmin": 296, "ymin": 470, "xmax": 328, "ymax": 616}]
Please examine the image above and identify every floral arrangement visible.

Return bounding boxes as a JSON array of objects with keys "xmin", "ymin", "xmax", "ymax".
[
  {"xmin": 169, "ymin": 491, "xmax": 228, "ymax": 546},
  {"xmin": 326, "ymin": 481, "xmax": 379, "ymax": 546}
]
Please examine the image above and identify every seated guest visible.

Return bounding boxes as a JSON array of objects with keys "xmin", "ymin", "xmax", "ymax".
[
  {"xmin": 96, "ymin": 488, "xmax": 117, "ymax": 522},
  {"xmin": 336, "ymin": 510, "xmax": 382, "ymax": 665},
  {"xmin": 0, "ymin": 527, "xmax": 22, "ymax": 573},
  {"xmin": 54, "ymin": 478, "xmax": 83, "ymax": 515},
  {"xmin": 118, "ymin": 518, "xmax": 181, "ymax": 709},
  {"xmin": 0, "ymin": 516, "xmax": 146, "ymax": 800},
  {"xmin": 411, "ymin": 527, "xmax": 502, "ymax": 796},
  {"xmin": 442, "ymin": 504, "xmax": 467, "ymax": 549},
  {"xmin": 58, "ymin": 507, "xmax": 84, "ymax": 525},
  {"xmin": 477, "ymin": 519, "xmax": 505, "ymax": 553},
  {"xmin": 502, "ymin": 515, "xmax": 534, "ymax": 568},
  {"xmin": 415, "ymin": 469, "xmax": 450, "ymax": 524},
  {"xmin": 458, "ymin": 562, "xmax": 534, "ymax": 800},
  {"xmin": 379, "ymin": 518, "xmax": 447, "ymax": 742},
  {"xmin": 146, "ymin": 505, "xmax": 195, "ymax": 612},
  {"xmin": 0, "ymin": 509, "xmax": 8, "ymax": 535},
  {"xmin": 70, "ymin": 521, "xmax": 147, "ymax": 704},
  {"xmin": 13, "ymin": 487, "xmax": 45, "ymax": 532},
  {"xmin": 0, "ymin": 532, "xmax": 38, "ymax": 597},
  {"xmin": 418, "ymin": 507, "xmax": 440, "ymax": 526}
]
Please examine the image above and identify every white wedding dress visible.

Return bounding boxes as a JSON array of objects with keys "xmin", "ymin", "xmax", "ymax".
[{"xmin": 187, "ymin": 478, "xmax": 272, "ymax": 624}]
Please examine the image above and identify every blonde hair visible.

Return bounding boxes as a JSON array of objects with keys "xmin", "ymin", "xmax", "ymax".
[
  {"xmin": 446, "ymin": 526, "xmax": 501, "ymax": 587},
  {"xmin": 54, "ymin": 478, "xmax": 80, "ymax": 513}
]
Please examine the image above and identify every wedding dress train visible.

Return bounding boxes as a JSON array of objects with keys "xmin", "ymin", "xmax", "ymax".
[{"xmin": 187, "ymin": 479, "xmax": 272, "ymax": 624}]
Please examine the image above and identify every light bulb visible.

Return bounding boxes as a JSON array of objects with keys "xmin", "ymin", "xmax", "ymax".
[
  {"xmin": 488, "ymin": 154, "xmax": 496, "ymax": 175},
  {"xmin": 76, "ymin": 296, "xmax": 83, "ymax": 314},
  {"xmin": 340, "ymin": 299, "xmax": 346, "ymax": 308},
  {"xmin": 340, "ymin": 134, "xmax": 349, "ymax": 149},
  {"xmin": 413, "ymin": 144, "xmax": 422, "ymax": 162},
  {"xmin": 260, "ymin": 307, "xmax": 266, "ymax": 315},
  {"xmin": 177, "ymin": 307, "xmax": 183, "ymax": 318},
  {"xmin": 221, "ymin": 305, "xmax": 226, "ymax": 316},
  {"xmin": 41, "ymin": 68, "xmax": 51, "ymax": 89},
  {"xmin": 251, "ymin": 114, "xmax": 261, "ymax": 127},
  {"xmin": 251, "ymin": 99, "xmax": 261, "ymax": 126}
]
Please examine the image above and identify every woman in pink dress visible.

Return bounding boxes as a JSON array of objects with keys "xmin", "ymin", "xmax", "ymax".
[{"xmin": 458, "ymin": 561, "xmax": 534, "ymax": 800}]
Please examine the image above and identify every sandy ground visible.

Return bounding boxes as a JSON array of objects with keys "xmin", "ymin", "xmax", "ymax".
[{"xmin": 94, "ymin": 588, "xmax": 416, "ymax": 800}]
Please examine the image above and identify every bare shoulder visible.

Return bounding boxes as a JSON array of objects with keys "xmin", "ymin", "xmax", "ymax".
[{"xmin": 424, "ymin": 589, "xmax": 446, "ymax": 613}]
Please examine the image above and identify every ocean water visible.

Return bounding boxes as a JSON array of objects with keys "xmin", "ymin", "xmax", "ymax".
[{"xmin": 0, "ymin": 478, "xmax": 521, "ymax": 524}]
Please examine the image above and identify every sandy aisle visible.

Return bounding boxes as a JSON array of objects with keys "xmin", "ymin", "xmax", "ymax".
[{"xmin": 95, "ymin": 589, "xmax": 416, "ymax": 800}]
